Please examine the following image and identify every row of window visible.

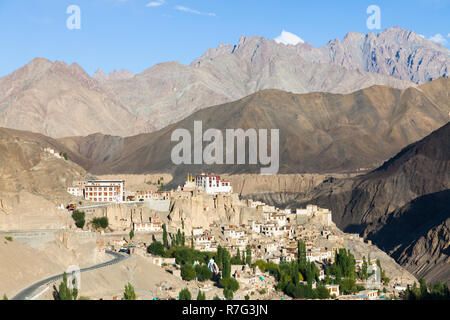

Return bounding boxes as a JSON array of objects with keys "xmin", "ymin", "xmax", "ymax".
[
  {"xmin": 85, "ymin": 187, "xmax": 120, "ymax": 191},
  {"xmin": 87, "ymin": 197, "xmax": 114, "ymax": 202},
  {"xmin": 86, "ymin": 192, "xmax": 117, "ymax": 196}
]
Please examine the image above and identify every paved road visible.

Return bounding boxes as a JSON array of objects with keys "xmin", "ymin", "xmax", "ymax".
[{"xmin": 12, "ymin": 250, "xmax": 130, "ymax": 300}]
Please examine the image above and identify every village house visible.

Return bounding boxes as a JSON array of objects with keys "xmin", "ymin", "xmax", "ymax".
[
  {"xmin": 357, "ymin": 289, "xmax": 379, "ymax": 300},
  {"xmin": 223, "ymin": 226, "xmax": 246, "ymax": 239},
  {"xmin": 133, "ymin": 217, "xmax": 162, "ymax": 232},
  {"xmin": 192, "ymin": 227, "xmax": 204, "ymax": 237}
]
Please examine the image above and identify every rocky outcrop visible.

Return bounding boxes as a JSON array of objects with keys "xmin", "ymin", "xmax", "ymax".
[
  {"xmin": 222, "ymin": 173, "xmax": 354, "ymax": 196},
  {"xmin": 313, "ymin": 27, "xmax": 449, "ymax": 84},
  {"xmin": 367, "ymin": 190, "xmax": 450, "ymax": 283},
  {"xmin": 167, "ymin": 192, "xmax": 260, "ymax": 233}
]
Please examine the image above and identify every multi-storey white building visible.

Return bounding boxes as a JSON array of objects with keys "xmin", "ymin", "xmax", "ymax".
[
  {"xmin": 195, "ymin": 173, "xmax": 232, "ymax": 194},
  {"xmin": 84, "ymin": 180, "xmax": 125, "ymax": 203}
]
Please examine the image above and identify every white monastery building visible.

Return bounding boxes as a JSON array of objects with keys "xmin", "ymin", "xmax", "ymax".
[{"xmin": 195, "ymin": 173, "xmax": 232, "ymax": 194}]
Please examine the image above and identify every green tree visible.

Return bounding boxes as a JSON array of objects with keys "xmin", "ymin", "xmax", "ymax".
[
  {"xmin": 148, "ymin": 241, "xmax": 165, "ymax": 257},
  {"xmin": 2, "ymin": 294, "xmax": 8, "ymax": 300},
  {"xmin": 162, "ymin": 224, "xmax": 168, "ymax": 249},
  {"xmin": 223, "ymin": 288, "xmax": 233, "ymax": 300},
  {"xmin": 195, "ymin": 264, "xmax": 212, "ymax": 282},
  {"xmin": 62, "ymin": 152, "xmax": 68, "ymax": 160},
  {"xmin": 316, "ymin": 285, "xmax": 331, "ymax": 299},
  {"xmin": 124, "ymin": 283, "xmax": 136, "ymax": 300},
  {"xmin": 419, "ymin": 278, "xmax": 428, "ymax": 298},
  {"xmin": 292, "ymin": 262, "xmax": 299, "ymax": 285},
  {"xmin": 245, "ymin": 245, "xmax": 252, "ymax": 265},
  {"xmin": 297, "ymin": 240, "xmax": 307, "ymax": 271},
  {"xmin": 216, "ymin": 246, "xmax": 223, "ymax": 269},
  {"xmin": 71, "ymin": 210, "xmax": 85, "ymax": 229},
  {"xmin": 57, "ymin": 272, "xmax": 77, "ymax": 300},
  {"xmin": 92, "ymin": 217, "xmax": 108, "ymax": 229},
  {"xmin": 181, "ymin": 264, "xmax": 197, "ymax": 281},
  {"xmin": 222, "ymin": 249, "xmax": 231, "ymax": 279},
  {"xmin": 219, "ymin": 277, "xmax": 239, "ymax": 292},
  {"xmin": 359, "ymin": 257, "xmax": 368, "ymax": 280},
  {"xmin": 179, "ymin": 288, "xmax": 191, "ymax": 300},
  {"xmin": 129, "ymin": 229, "xmax": 135, "ymax": 240},
  {"xmin": 197, "ymin": 290, "xmax": 206, "ymax": 300}
]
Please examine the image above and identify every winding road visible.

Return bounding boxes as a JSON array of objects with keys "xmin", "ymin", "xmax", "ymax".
[{"xmin": 12, "ymin": 250, "xmax": 130, "ymax": 300}]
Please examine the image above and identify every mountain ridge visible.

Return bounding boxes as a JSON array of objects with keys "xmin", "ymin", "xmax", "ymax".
[{"xmin": 2, "ymin": 27, "xmax": 448, "ymax": 137}]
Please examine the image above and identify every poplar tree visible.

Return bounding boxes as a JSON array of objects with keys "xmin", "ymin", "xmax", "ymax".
[
  {"xmin": 162, "ymin": 224, "xmax": 168, "ymax": 249},
  {"xmin": 245, "ymin": 245, "xmax": 252, "ymax": 265}
]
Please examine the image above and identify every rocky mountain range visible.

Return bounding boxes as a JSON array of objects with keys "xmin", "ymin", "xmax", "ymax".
[
  {"xmin": 0, "ymin": 27, "xmax": 448, "ymax": 137},
  {"xmin": 56, "ymin": 78, "xmax": 449, "ymax": 185},
  {"xmin": 0, "ymin": 58, "xmax": 152, "ymax": 138}
]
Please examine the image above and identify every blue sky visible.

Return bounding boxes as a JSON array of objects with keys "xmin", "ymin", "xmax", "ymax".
[{"xmin": 0, "ymin": 0, "xmax": 448, "ymax": 77}]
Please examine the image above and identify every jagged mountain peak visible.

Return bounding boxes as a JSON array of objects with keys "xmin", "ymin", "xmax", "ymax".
[{"xmin": 93, "ymin": 68, "xmax": 134, "ymax": 81}]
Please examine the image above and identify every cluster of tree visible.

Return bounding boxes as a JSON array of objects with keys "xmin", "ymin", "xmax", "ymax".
[
  {"xmin": 71, "ymin": 210, "xmax": 85, "ymax": 229},
  {"xmin": 215, "ymin": 246, "xmax": 240, "ymax": 299},
  {"xmin": 179, "ymin": 258, "xmax": 213, "ymax": 282},
  {"xmin": 178, "ymin": 288, "xmax": 207, "ymax": 301},
  {"xmin": 216, "ymin": 246, "xmax": 231, "ymax": 278},
  {"xmin": 231, "ymin": 248, "xmax": 246, "ymax": 265},
  {"xmin": 2, "ymin": 294, "xmax": 7, "ymax": 300},
  {"xmin": 404, "ymin": 279, "xmax": 450, "ymax": 300},
  {"xmin": 252, "ymin": 241, "xmax": 362, "ymax": 299},
  {"xmin": 173, "ymin": 229, "xmax": 186, "ymax": 247},
  {"xmin": 91, "ymin": 217, "xmax": 109, "ymax": 229},
  {"xmin": 148, "ymin": 229, "xmax": 249, "ymax": 300},
  {"xmin": 179, "ymin": 288, "xmax": 191, "ymax": 300},
  {"xmin": 59, "ymin": 152, "xmax": 68, "ymax": 160},
  {"xmin": 123, "ymin": 283, "xmax": 136, "ymax": 300},
  {"xmin": 326, "ymin": 248, "xmax": 359, "ymax": 294},
  {"xmin": 55, "ymin": 273, "xmax": 78, "ymax": 300},
  {"xmin": 148, "ymin": 236, "xmax": 214, "ymax": 282},
  {"xmin": 219, "ymin": 277, "xmax": 240, "ymax": 300}
]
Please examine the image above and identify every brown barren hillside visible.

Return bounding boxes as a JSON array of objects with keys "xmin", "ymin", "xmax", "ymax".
[
  {"xmin": 0, "ymin": 128, "xmax": 92, "ymax": 230},
  {"xmin": 0, "ymin": 58, "xmax": 152, "ymax": 138},
  {"xmin": 63, "ymin": 78, "xmax": 450, "ymax": 186}
]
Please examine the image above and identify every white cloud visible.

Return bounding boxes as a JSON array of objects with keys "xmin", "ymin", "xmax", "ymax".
[
  {"xmin": 147, "ymin": 0, "xmax": 165, "ymax": 7},
  {"xmin": 448, "ymin": 33, "xmax": 450, "ymax": 38},
  {"xmin": 429, "ymin": 33, "xmax": 448, "ymax": 46},
  {"xmin": 174, "ymin": 5, "xmax": 216, "ymax": 16},
  {"xmin": 274, "ymin": 30, "xmax": 304, "ymax": 46}
]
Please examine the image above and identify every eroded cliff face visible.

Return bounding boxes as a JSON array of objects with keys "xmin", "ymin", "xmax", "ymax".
[
  {"xmin": 222, "ymin": 173, "xmax": 355, "ymax": 196},
  {"xmin": 167, "ymin": 192, "xmax": 261, "ymax": 232}
]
